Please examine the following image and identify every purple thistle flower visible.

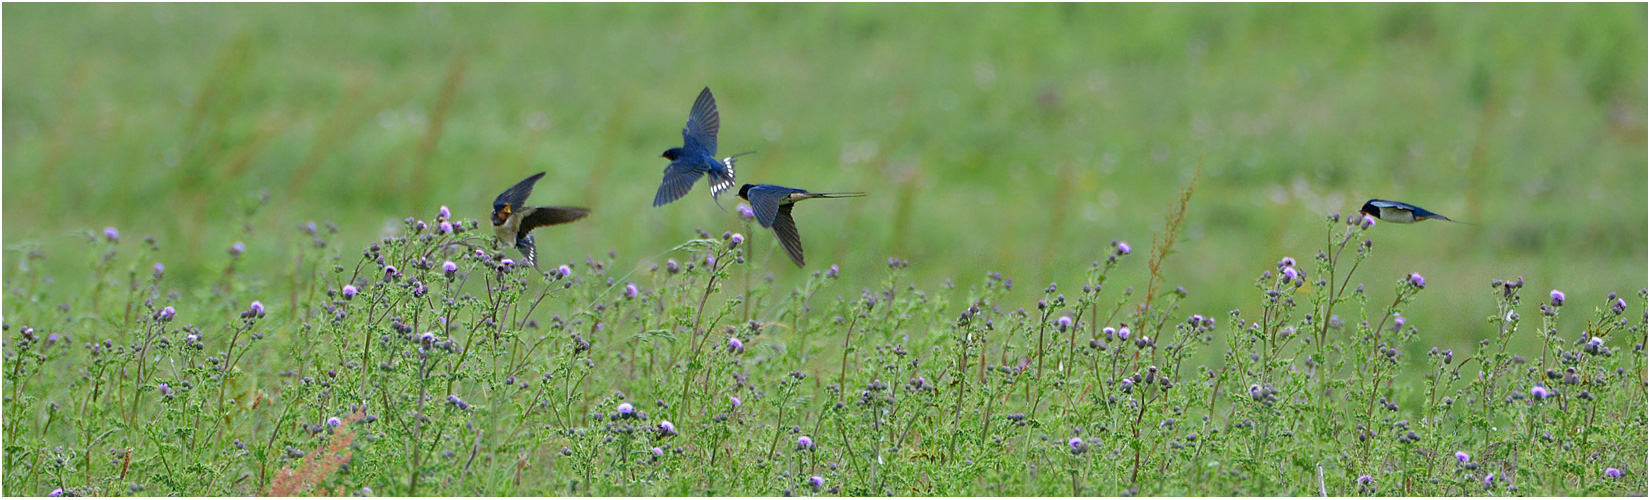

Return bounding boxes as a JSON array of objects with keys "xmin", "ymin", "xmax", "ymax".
[
  {"xmin": 326, "ymin": 417, "xmax": 342, "ymax": 429},
  {"xmin": 1282, "ymin": 266, "xmax": 1300, "ymax": 282},
  {"xmin": 651, "ymin": 446, "xmax": 664, "ymax": 456},
  {"xmin": 500, "ymin": 258, "xmax": 514, "ymax": 268},
  {"xmin": 1116, "ymin": 241, "xmax": 1131, "ymax": 255},
  {"xmin": 1068, "ymin": 436, "xmax": 1087, "ymax": 454},
  {"xmin": 730, "ymin": 395, "xmax": 742, "ymax": 408},
  {"xmin": 1483, "ymin": 472, "xmax": 1496, "ymax": 488},
  {"xmin": 1278, "ymin": 256, "xmax": 1296, "ymax": 268},
  {"xmin": 705, "ymin": 255, "xmax": 716, "ymax": 268},
  {"xmin": 418, "ymin": 332, "xmax": 437, "ymax": 346},
  {"xmin": 1102, "ymin": 326, "xmax": 1117, "ymax": 340},
  {"xmin": 1588, "ymin": 336, "xmax": 1605, "ymax": 348},
  {"xmin": 442, "ymin": 260, "xmax": 458, "ymax": 273},
  {"xmin": 414, "ymin": 220, "xmax": 427, "ymax": 232},
  {"xmin": 104, "ymin": 227, "xmax": 120, "ymax": 243},
  {"xmin": 1118, "ymin": 326, "xmax": 1131, "ymax": 341},
  {"xmin": 617, "ymin": 402, "xmax": 635, "ymax": 417},
  {"xmin": 1356, "ymin": 475, "xmax": 1373, "ymax": 484},
  {"xmin": 557, "ymin": 265, "xmax": 573, "ymax": 279},
  {"xmin": 730, "ymin": 233, "xmax": 744, "ymax": 249},
  {"xmin": 1408, "ymin": 272, "xmax": 1426, "ymax": 289},
  {"xmin": 439, "ymin": 221, "xmax": 454, "ymax": 234},
  {"xmin": 659, "ymin": 420, "xmax": 676, "ymax": 435},
  {"xmin": 1394, "ymin": 316, "xmax": 1406, "ymax": 327},
  {"xmin": 49, "ymin": 488, "xmax": 63, "ymax": 497},
  {"xmin": 728, "ymin": 337, "xmax": 745, "ymax": 354},
  {"xmin": 230, "ymin": 241, "xmax": 245, "ymax": 258},
  {"xmin": 737, "ymin": 203, "xmax": 755, "ymax": 220},
  {"xmin": 809, "ymin": 475, "xmax": 825, "ymax": 490},
  {"xmin": 439, "ymin": 205, "xmax": 451, "ymax": 220},
  {"xmin": 158, "ymin": 383, "xmax": 173, "ymax": 397},
  {"xmin": 153, "ymin": 263, "xmax": 165, "ymax": 279},
  {"xmin": 1056, "ymin": 316, "xmax": 1073, "ymax": 332},
  {"xmin": 797, "ymin": 435, "xmax": 814, "ymax": 450},
  {"xmin": 1360, "ymin": 214, "xmax": 1376, "ymax": 229},
  {"xmin": 156, "ymin": 306, "xmax": 176, "ymax": 322},
  {"xmin": 1121, "ymin": 378, "xmax": 1134, "ymax": 390},
  {"xmin": 1531, "ymin": 384, "xmax": 1549, "ymax": 400},
  {"xmin": 249, "ymin": 300, "xmax": 266, "ymax": 318},
  {"xmin": 1612, "ymin": 298, "xmax": 1627, "ymax": 315},
  {"xmin": 624, "ymin": 283, "xmax": 639, "ymax": 299},
  {"xmin": 826, "ymin": 265, "xmax": 839, "ymax": 279},
  {"xmin": 342, "ymin": 285, "xmax": 358, "ymax": 299},
  {"xmin": 1606, "ymin": 467, "xmax": 1623, "ymax": 478},
  {"xmin": 475, "ymin": 249, "xmax": 488, "ymax": 260},
  {"xmin": 1549, "ymin": 289, "xmax": 1565, "ymax": 306},
  {"xmin": 1455, "ymin": 451, "xmax": 1470, "ymax": 463},
  {"xmin": 666, "ymin": 259, "xmax": 680, "ymax": 274}
]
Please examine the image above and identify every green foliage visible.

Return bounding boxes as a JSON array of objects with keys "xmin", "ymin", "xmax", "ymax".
[
  {"xmin": 2, "ymin": 4, "xmax": 1645, "ymax": 347},
  {"xmin": 2, "ymin": 210, "xmax": 1645, "ymax": 496},
  {"xmin": 1, "ymin": 3, "xmax": 1646, "ymax": 496}
]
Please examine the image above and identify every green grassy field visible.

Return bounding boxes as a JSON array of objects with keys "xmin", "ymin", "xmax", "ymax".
[{"xmin": 3, "ymin": 3, "xmax": 1646, "ymax": 496}]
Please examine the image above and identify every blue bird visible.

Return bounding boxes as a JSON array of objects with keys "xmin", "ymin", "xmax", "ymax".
[
  {"xmin": 736, "ymin": 183, "xmax": 865, "ymax": 267},
  {"xmin": 655, "ymin": 87, "xmax": 746, "ymax": 207},
  {"xmin": 1359, "ymin": 199, "xmax": 1454, "ymax": 224},
  {"xmin": 490, "ymin": 172, "xmax": 589, "ymax": 268}
]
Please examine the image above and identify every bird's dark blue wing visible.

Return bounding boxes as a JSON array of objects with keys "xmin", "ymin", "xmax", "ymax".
[
  {"xmin": 654, "ymin": 161, "xmax": 708, "ymax": 207},
  {"xmin": 517, "ymin": 206, "xmax": 590, "ymax": 238},
  {"xmin": 746, "ymin": 185, "xmax": 787, "ymax": 228},
  {"xmin": 495, "ymin": 172, "xmax": 546, "ymax": 208},
  {"xmin": 682, "ymin": 87, "xmax": 719, "ymax": 156},
  {"xmin": 771, "ymin": 203, "xmax": 805, "ymax": 267}
]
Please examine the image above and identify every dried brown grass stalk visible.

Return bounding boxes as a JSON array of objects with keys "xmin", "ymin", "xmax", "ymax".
[{"xmin": 267, "ymin": 408, "xmax": 365, "ymax": 496}]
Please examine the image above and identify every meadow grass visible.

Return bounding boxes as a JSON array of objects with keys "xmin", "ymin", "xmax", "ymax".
[
  {"xmin": 1, "ymin": 199, "xmax": 1645, "ymax": 496},
  {"xmin": 1, "ymin": 3, "xmax": 1647, "ymax": 496}
]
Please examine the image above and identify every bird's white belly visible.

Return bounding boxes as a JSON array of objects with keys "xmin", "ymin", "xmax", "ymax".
[{"xmin": 1380, "ymin": 206, "xmax": 1416, "ymax": 223}]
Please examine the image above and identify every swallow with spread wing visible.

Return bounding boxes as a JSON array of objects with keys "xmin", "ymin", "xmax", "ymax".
[
  {"xmin": 736, "ymin": 183, "xmax": 864, "ymax": 267},
  {"xmin": 655, "ymin": 87, "xmax": 748, "ymax": 207},
  {"xmin": 490, "ymin": 172, "xmax": 589, "ymax": 267}
]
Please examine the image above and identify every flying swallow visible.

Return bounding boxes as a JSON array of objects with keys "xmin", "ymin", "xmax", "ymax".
[
  {"xmin": 1359, "ymin": 199, "xmax": 1454, "ymax": 224},
  {"xmin": 655, "ymin": 87, "xmax": 746, "ymax": 207},
  {"xmin": 490, "ymin": 172, "xmax": 590, "ymax": 267},
  {"xmin": 736, "ymin": 183, "xmax": 865, "ymax": 267}
]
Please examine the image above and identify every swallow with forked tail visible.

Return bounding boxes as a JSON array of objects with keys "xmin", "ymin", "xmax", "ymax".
[
  {"xmin": 1359, "ymin": 199, "xmax": 1454, "ymax": 224},
  {"xmin": 655, "ymin": 87, "xmax": 749, "ymax": 207},
  {"xmin": 491, "ymin": 172, "xmax": 589, "ymax": 267},
  {"xmin": 736, "ymin": 183, "xmax": 865, "ymax": 267}
]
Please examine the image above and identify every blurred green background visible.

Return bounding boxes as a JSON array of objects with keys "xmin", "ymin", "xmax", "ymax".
[{"xmin": 4, "ymin": 4, "xmax": 1646, "ymax": 352}]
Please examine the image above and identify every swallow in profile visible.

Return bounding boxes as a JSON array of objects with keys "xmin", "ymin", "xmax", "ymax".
[
  {"xmin": 1359, "ymin": 199, "xmax": 1454, "ymax": 224},
  {"xmin": 655, "ymin": 87, "xmax": 746, "ymax": 207},
  {"xmin": 736, "ymin": 184, "xmax": 865, "ymax": 267},
  {"xmin": 490, "ymin": 172, "xmax": 590, "ymax": 267}
]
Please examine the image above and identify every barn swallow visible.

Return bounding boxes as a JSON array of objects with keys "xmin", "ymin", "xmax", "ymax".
[
  {"xmin": 654, "ymin": 87, "xmax": 744, "ymax": 207},
  {"xmin": 736, "ymin": 184, "xmax": 864, "ymax": 267},
  {"xmin": 1359, "ymin": 199, "xmax": 1454, "ymax": 223},
  {"xmin": 490, "ymin": 172, "xmax": 590, "ymax": 267}
]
